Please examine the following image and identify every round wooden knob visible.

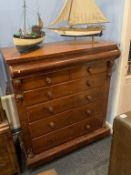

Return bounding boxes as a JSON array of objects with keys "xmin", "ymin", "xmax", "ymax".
[
  {"xmin": 87, "ymin": 67, "xmax": 92, "ymax": 74},
  {"xmin": 49, "ymin": 122, "xmax": 55, "ymax": 129},
  {"xmin": 48, "ymin": 106, "xmax": 54, "ymax": 114},
  {"xmin": 86, "ymin": 95, "xmax": 93, "ymax": 101},
  {"xmin": 47, "ymin": 91, "xmax": 53, "ymax": 99},
  {"xmin": 46, "ymin": 77, "xmax": 52, "ymax": 85},
  {"xmin": 85, "ymin": 124, "xmax": 91, "ymax": 130},
  {"xmin": 85, "ymin": 109, "xmax": 92, "ymax": 116},
  {"xmin": 86, "ymin": 80, "xmax": 91, "ymax": 87}
]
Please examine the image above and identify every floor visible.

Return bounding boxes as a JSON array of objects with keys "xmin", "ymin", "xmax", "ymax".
[{"xmin": 22, "ymin": 137, "xmax": 111, "ymax": 175}]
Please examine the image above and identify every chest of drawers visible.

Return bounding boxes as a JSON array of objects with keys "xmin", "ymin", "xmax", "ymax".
[{"xmin": 1, "ymin": 40, "xmax": 120, "ymax": 168}]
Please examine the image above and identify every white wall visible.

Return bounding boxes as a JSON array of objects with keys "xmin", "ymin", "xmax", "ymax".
[{"xmin": 116, "ymin": 0, "xmax": 131, "ymax": 115}]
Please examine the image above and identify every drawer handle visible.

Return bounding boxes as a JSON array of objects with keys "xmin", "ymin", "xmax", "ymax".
[
  {"xmin": 49, "ymin": 122, "xmax": 55, "ymax": 129},
  {"xmin": 47, "ymin": 91, "xmax": 53, "ymax": 99},
  {"xmin": 86, "ymin": 80, "xmax": 91, "ymax": 87},
  {"xmin": 85, "ymin": 124, "xmax": 91, "ymax": 130},
  {"xmin": 46, "ymin": 77, "xmax": 52, "ymax": 85},
  {"xmin": 86, "ymin": 95, "xmax": 93, "ymax": 101},
  {"xmin": 48, "ymin": 106, "xmax": 54, "ymax": 114},
  {"xmin": 85, "ymin": 109, "xmax": 92, "ymax": 116},
  {"xmin": 87, "ymin": 67, "xmax": 92, "ymax": 74}
]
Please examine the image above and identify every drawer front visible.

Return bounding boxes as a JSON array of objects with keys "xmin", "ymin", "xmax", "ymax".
[
  {"xmin": 27, "ymin": 88, "xmax": 104, "ymax": 122},
  {"xmin": 24, "ymin": 74, "xmax": 106, "ymax": 106},
  {"xmin": 32, "ymin": 116, "xmax": 103, "ymax": 154},
  {"xmin": 29, "ymin": 100, "xmax": 103, "ymax": 139},
  {"xmin": 71, "ymin": 62, "xmax": 107, "ymax": 79},
  {"xmin": 21, "ymin": 62, "xmax": 106, "ymax": 91},
  {"xmin": 22, "ymin": 69, "xmax": 70, "ymax": 91}
]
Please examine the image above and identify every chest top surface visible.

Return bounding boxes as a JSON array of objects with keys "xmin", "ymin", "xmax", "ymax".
[
  {"xmin": 1, "ymin": 40, "xmax": 120, "ymax": 78},
  {"xmin": 1, "ymin": 40, "xmax": 120, "ymax": 65}
]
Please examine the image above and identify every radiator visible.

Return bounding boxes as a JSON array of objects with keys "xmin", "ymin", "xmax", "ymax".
[{"xmin": 1, "ymin": 94, "xmax": 20, "ymax": 130}]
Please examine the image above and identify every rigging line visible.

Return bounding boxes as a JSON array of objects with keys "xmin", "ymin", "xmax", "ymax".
[{"xmin": 26, "ymin": 7, "xmax": 37, "ymax": 16}]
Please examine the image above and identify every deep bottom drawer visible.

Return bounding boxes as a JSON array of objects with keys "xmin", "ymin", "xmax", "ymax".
[{"xmin": 32, "ymin": 116, "xmax": 103, "ymax": 154}]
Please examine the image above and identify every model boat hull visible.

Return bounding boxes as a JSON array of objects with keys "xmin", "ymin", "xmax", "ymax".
[
  {"xmin": 50, "ymin": 28, "xmax": 102, "ymax": 37},
  {"xmin": 13, "ymin": 36, "xmax": 44, "ymax": 53}
]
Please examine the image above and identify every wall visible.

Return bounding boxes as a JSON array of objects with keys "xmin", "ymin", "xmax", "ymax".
[
  {"xmin": 0, "ymin": 0, "xmax": 124, "ymax": 124},
  {"xmin": 0, "ymin": 0, "xmax": 124, "ymax": 47},
  {"xmin": 116, "ymin": 0, "xmax": 131, "ymax": 115}
]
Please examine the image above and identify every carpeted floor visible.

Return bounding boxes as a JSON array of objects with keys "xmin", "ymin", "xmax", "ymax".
[{"xmin": 22, "ymin": 137, "xmax": 111, "ymax": 175}]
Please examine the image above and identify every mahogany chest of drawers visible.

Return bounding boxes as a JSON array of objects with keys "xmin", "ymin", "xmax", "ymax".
[{"xmin": 1, "ymin": 40, "xmax": 120, "ymax": 168}]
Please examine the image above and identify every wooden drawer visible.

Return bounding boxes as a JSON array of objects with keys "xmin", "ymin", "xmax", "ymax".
[
  {"xmin": 21, "ymin": 62, "xmax": 106, "ymax": 91},
  {"xmin": 24, "ymin": 73, "xmax": 106, "ymax": 106},
  {"xmin": 29, "ymin": 100, "xmax": 103, "ymax": 139},
  {"xmin": 32, "ymin": 116, "xmax": 103, "ymax": 154},
  {"xmin": 71, "ymin": 62, "xmax": 107, "ymax": 79},
  {"xmin": 27, "ymin": 88, "xmax": 104, "ymax": 122},
  {"xmin": 22, "ymin": 69, "xmax": 70, "ymax": 91}
]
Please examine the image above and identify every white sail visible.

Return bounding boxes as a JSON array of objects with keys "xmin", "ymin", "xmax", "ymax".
[
  {"xmin": 69, "ymin": 0, "xmax": 108, "ymax": 25},
  {"xmin": 50, "ymin": 0, "xmax": 108, "ymax": 26},
  {"xmin": 38, "ymin": 13, "xmax": 44, "ymax": 28},
  {"xmin": 50, "ymin": 0, "xmax": 73, "ymax": 26}
]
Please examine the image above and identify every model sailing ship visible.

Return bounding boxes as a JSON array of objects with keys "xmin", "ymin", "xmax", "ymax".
[
  {"xmin": 13, "ymin": 0, "xmax": 45, "ymax": 53},
  {"xmin": 49, "ymin": 0, "xmax": 108, "ymax": 37}
]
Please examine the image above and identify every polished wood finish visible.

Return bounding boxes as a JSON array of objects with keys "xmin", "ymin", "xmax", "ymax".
[
  {"xmin": 2, "ymin": 40, "xmax": 120, "ymax": 168},
  {"xmin": 0, "ymin": 122, "xmax": 19, "ymax": 175}
]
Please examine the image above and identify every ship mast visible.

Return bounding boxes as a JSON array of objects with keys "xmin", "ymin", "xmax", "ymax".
[
  {"xmin": 68, "ymin": 0, "xmax": 74, "ymax": 28},
  {"xmin": 23, "ymin": 0, "xmax": 27, "ymax": 34}
]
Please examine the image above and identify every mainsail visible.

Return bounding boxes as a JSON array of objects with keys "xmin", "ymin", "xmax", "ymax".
[
  {"xmin": 50, "ymin": 0, "xmax": 108, "ymax": 26},
  {"xmin": 38, "ymin": 13, "xmax": 44, "ymax": 28}
]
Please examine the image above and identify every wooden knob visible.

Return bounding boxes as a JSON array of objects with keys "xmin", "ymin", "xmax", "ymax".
[
  {"xmin": 47, "ymin": 91, "xmax": 53, "ymax": 99},
  {"xmin": 86, "ymin": 95, "xmax": 93, "ymax": 101},
  {"xmin": 17, "ymin": 70, "xmax": 21, "ymax": 74},
  {"xmin": 45, "ymin": 77, "xmax": 52, "ymax": 85},
  {"xmin": 85, "ymin": 124, "xmax": 91, "ymax": 130},
  {"xmin": 87, "ymin": 67, "xmax": 92, "ymax": 74},
  {"xmin": 86, "ymin": 80, "xmax": 91, "ymax": 87},
  {"xmin": 16, "ymin": 94, "xmax": 24, "ymax": 102},
  {"xmin": 49, "ymin": 122, "xmax": 55, "ymax": 129},
  {"xmin": 85, "ymin": 109, "xmax": 92, "ymax": 116},
  {"xmin": 48, "ymin": 106, "xmax": 54, "ymax": 114}
]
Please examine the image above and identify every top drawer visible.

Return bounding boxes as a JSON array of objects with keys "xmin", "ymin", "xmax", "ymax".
[
  {"xmin": 20, "ymin": 62, "xmax": 107, "ymax": 91},
  {"xmin": 22, "ymin": 69, "xmax": 70, "ymax": 91},
  {"xmin": 71, "ymin": 62, "xmax": 107, "ymax": 79}
]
